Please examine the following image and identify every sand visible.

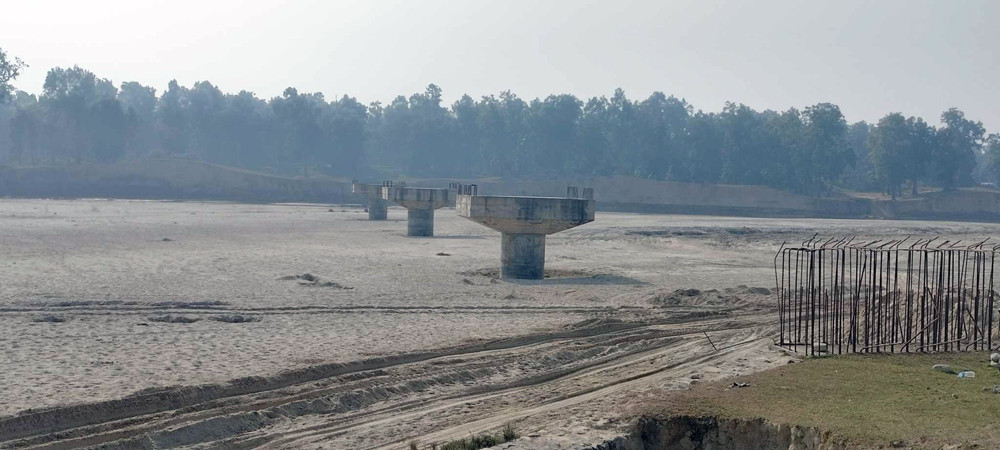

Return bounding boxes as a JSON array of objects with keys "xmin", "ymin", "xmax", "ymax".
[{"xmin": 1, "ymin": 198, "xmax": 997, "ymax": 448}]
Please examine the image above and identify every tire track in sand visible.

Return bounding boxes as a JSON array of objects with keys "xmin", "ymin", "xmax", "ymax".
[{"xmin": 4, "ymin": 314, "xmax": 772, "ymax": 449}]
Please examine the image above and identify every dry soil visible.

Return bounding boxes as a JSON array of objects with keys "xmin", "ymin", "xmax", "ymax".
[{"xmin": 1, "ymin": 199, "xmax": 997, "ymax": 449}]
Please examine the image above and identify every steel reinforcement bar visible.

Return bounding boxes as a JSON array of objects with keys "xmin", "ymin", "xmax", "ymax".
[{"xmin": 775, "ymin": 236, "xmax": 998, "ymax": 356}]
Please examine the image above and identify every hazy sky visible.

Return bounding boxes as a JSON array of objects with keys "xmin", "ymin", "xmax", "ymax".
[{"xmin": 3, "ymin": 0, "xmax": 998, "ymax": 131}]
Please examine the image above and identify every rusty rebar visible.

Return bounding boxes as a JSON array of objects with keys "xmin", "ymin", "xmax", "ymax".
[{"xmin": 775, "ymin": 237, "xmax": 998, "ymax": 355}]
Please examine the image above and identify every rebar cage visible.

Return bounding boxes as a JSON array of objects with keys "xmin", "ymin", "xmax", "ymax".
[{"xmin": 775, "ymin": 236, "xmax": 998, "ymax": 356}]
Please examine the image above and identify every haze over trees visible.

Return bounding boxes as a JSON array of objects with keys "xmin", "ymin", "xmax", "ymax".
[{"xmin": 1, "ymin": 52, "xmax": 997, "ymax": 197}]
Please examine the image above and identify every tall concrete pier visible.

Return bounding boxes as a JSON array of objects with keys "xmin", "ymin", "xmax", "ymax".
[
  {"xmin": 381, "ymin": 184, "xmax": 454, "ymax": 236},
  {"xmin": 456, "ymin": 187, "xmax": 595, "ymax": 279},
  {"xmin": 351, "ymin": 180, "xmax": 389, "ymax": 220}
]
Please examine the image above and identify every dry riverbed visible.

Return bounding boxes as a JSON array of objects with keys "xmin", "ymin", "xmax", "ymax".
[{"xmin": 1, "ymin": 199, "xmax": 997, "ymax": 448}]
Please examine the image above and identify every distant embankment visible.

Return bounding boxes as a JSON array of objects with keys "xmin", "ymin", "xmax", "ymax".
[
  {"xmin": 0, "ymin": 160, "xmax": 353, "ymax": 203},
  {"xmin": 3, "ymin": 161, "xmax": 1000, "ymax": 222},
  {"xmin": 418, "ymin": 176, "xmax": 1000, "ymax": 222}
]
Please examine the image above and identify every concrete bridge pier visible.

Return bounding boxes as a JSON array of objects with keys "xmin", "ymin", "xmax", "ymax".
[
  {"xmin": 407, "ymin": 208, "xmax": 435, "ymax": 236},
  {"xmin": 382, "ymin": 184, "xmax": 453, "ymax": 236},
  {"xmin": 367, "ymin": 198, "xmax": 388, "ymax": 220},
  {"xmin": 456, "ymin": 187, "xmax": 595, "ymax": 280},
  {"xmin": 352, "ymin": 181, "xmax": 390, "ymax": 221},
  {"xmin": 501, "ymin": 233, "xmax": 546, "ymax": 279}
]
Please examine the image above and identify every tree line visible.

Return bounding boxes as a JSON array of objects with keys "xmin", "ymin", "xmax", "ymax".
[{"xmin": 1, "ymin": 50, "xmax": 998, "ymax": 197}]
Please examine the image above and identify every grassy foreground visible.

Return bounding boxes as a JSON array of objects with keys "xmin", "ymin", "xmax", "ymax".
[{"xmin": 646, "ymin": 352, "xmax": 1000, "ymax": 448}]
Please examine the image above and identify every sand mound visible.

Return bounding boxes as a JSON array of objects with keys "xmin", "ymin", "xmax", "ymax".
[
  {"xmin": 459, "ymin": 267, "xmax": 597, "ymax": 280},
  {"xmin": 562, "ymin": 317, "xmax": 628, "ymax": 330},
  {"xmin": 148, "ymin": 315, "xmax": 201, "ymax": 324},
  {"xmin": 209, "ymin": 315, "xmax": 261, "ymax": 323},
  {"xmin": 279, "ymin": 273, "xmax": 353, "ymax": 289},
  {"xmin": 150, "ymin": 301, "xmax": 229, "ymax": 309},
  {"xmin": 648, "ymin": 286, "xmax": 772, "ymax": 308},
  {"xmin": 31, "ymin": 315, "xmax": 67, "ymax": 323},
  {"xmin": 44, "ymin": 300, "xmax": 139, "ymax": 307},
  {"xmin": 625, "ymin": 226, "xmax": 804, "ymax": 239}
]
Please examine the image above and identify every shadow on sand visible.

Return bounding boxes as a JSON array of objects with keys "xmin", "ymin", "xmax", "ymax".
[
  {"xmin": 459, "ymin": 268, "xmax": 648, "ymax": 286},
  {"xmin": 507, "ymin": 274, "xmax": 648, "ymax": 286}
]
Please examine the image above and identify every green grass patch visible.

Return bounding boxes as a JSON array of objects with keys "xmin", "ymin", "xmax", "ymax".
[
  {"xmin": 436, "ymin": 423, "xmax": 518, "ymax": 450},
  {"xmin": 651, "ymin": 352, "xmax": 1000, "ymax": 447}
]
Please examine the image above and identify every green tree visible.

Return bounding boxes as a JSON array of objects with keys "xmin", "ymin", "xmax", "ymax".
[
  {"xmin": 838, "ymin": 121, "xmax": 874, "ymax": 191},
  {"xmin": 88, "ymin": 98, "xmax": 129, "ymax": 162},
  {"xmin": 635, "ymin": 92, "xmax": 690, "ymax": 179},
  {"xmin": 0, "ymin": 47, "xmax": 26, "ymax": 104},
  {"xmin": 682, "ymin": 111, "xmax": 724, "ymax": 183},
  {"xmin": 406, "ymin": 84, "xmax": 456, "ymax": 175},
  {"xmin": 769, "ymin": 108, "xmax": 806, "ymax": 191},
  {"xmin": 718, "ymin": 103, "xmax": 780, "ymax": 186},
  {"xmin": 118, "ymin": 81, "xmax": 158, "ymax": 158},
  {"xmin": 8, "ymin": 92, "xmax": 41, "ymax": 164},
  {"xmin": 574, "ymin": 96, "xmax": 611, "ymax": 176},
  {"xmin": 867, "ymin": 113, "xmax": 909, "ymax": 198},
  {"xmin": 525, "ymin": 94, "xmax": 581, "ymax": 176},
  {"xmin": 604, "ymin": 89, "xmax": 638, "ymax": 175},
  {"xmin": 450, "ymin": 94, "xmax": 479, "ymax": 174},
  {"xmin": 475, "ymin": 91, "xmax": 528, "ymax": 177},
  {"xmin": 155, "ymin": 80, "xmax": 190, "ymax": 156},
  {"xmin": 41, "ymin": 66, "xmax": 124, "ymax": 163},
  {"xmin": 903, "ymin": 117, "xmax": 935, "ymax": 195},
  {"xmin": 934, "ymin": 108, "xmax": 984, "ymax": 190},
  {"xmin": 186, "ymin": 81, "xmax": 227, "ymax": 160},
  {"xmin": 219, "ymin": 90, "xmax": 278, "ymax": 168},
  {"xmin": 802, "ymin": 103, "xmax": 853, "ymax": 193},
  {"xmin": 985, "ymin": 134, "xmax": 1000, "ymax": 185},
  {"xmin": 324, "ymin": 94, "xmax": 368, "ymax": 174},
  {"xmin": 270, "ymin": 87, "xmax": 327, "ymax": 174},
  {"xmin": 5, "ymin": 64, "xmax": 995, "ymax": 195}
]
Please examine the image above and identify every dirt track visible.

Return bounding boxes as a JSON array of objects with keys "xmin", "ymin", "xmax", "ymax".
[
  {"xmin": 2, "ymin": 314, "xmax": 776, "ymax": 449},
  {"xmin": 1, "ymin": 199, "xmax": 997, "ymax": 448}
]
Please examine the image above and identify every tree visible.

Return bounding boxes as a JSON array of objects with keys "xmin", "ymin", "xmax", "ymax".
[
  {"xmin": 903, "ymin": 117, "xmax": 935, "ymax": 195},
  {"xmin": 604, "ymin": 89, "xmax": 639, "ymax": 175},
  {"xmin": 934, "ymin": 108, "xmax": 984, "ymax": 190},
  {"xmin": 448, "ymin": 94, "xmax": 479, "ymax": 174},
  {"xmin": 838, "ymin": 121, "xmax": 874, "ymax": 191},
  {"xmin": 4, "ymin": 63, "xmax": 996, "ymax": 194},
  {"xmin": 219, "ymin": 90, "xmax": 278, "ymax": 168},
  {"xmin": 0, "ymin": 47, "xmax": 26, "ymax": 104},
  {"xmin": 43, "ymin": 66, "xmax": 116, "ymax": 101},
  {"xmin": 87, "ymin": 98, "xmax": 129, "ymax": 162},
  {"xmin": 406, "ymin": 84, "xmax": 456, "ymax": 175},
  {"xmin": 156, "ymin": 80, "xmax": 190, "ymax": 156},
  {"xmin": 324, "ymin": 94, "xmax": 368, "ymax": 174},
  {"xmin": 867, "ymin": 113, "xmax": 909, "ymax": 199},
  {"xmin": 986, "ymin": 134, "xmax": 1000, "ymax": 185},
  {"xmin": 118, "ymin": 81, "xmax": 158, "ymax": 158},
  {"xmin": 187, "ymin": 81, "xmax": 227, "ymax": 161},
  {"xmin": 574, "ymin": 96, "xmax": 611, "ymax": 176},
  {"xmin": 683, "ymin": 111, "xmax": 724, "ymax": 183},
  {"xmin": 525, "ymin": 94, "xmax": 581, "ymax": 175},
  {"xmin": 8, "ymin": 93, "xmax": 41, "ymax": 164},
  {"xmin": 634, "ymin": 92, "xmax": 690, "ymax": 179},
  {"xmin": 719, "ymin": 103, "xmax": 774, "ymax": 186},
  {"xmin": 476, "ymin": 91, "xmax": 528, "ymax": 177},
  {"xmin": 271, "ymin": 87, "xmax": 327, "ymax": 174},
  {"xmin": 801, "ymin": 103, "xmax": 853, "ymax": 193},
  {"xmin": 769, "ymin": 108, "xmax": 806, "ymax": 191},
  {"xmin": 41, "ymin": 66, "xmax": 123, "ymax": 163}
]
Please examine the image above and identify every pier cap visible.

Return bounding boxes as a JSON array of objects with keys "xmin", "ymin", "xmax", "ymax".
[
  {"xmin": 382, "ymin": 186, "xmax": 453, "ymax": 210},
  {"xmin": 456, "ymin": 195, "xmax": 595, "ymax": 235},
  {"xmin": 351, "ymin": 181, "xmax": 383, "ymax": 196}
]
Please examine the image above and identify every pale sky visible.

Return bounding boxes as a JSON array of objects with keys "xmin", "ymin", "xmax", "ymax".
[{"xmin": 2, "ymin": 0, "xmax": 997, "ymax": 132}]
